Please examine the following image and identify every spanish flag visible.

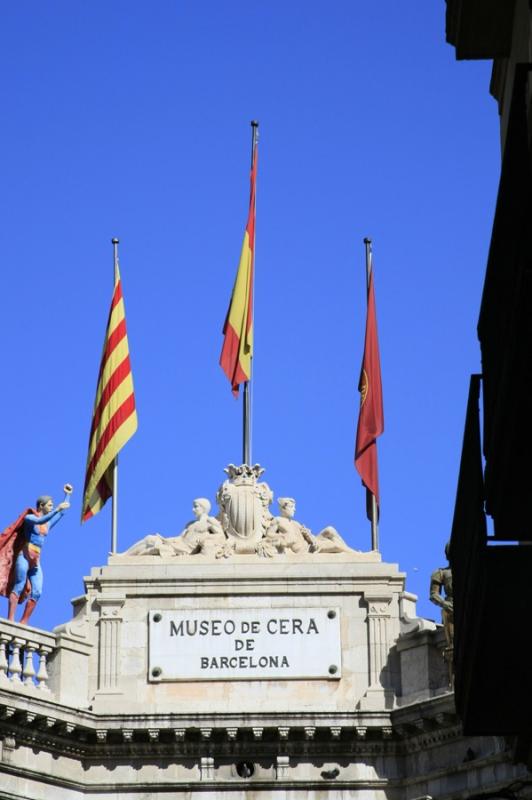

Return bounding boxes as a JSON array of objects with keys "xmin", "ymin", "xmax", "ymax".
[
  {"xmin": 220, "ymin": 143, "xmax": 257, "ymax": 395},
  {"xmin": 81, "ymin": 262, "xmax": 137, "ymax": 522}
]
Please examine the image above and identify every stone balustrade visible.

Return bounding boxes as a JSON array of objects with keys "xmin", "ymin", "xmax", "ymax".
[{"xmin": 0, "ymin": 619, "xmax": 55, "ymax": 693}]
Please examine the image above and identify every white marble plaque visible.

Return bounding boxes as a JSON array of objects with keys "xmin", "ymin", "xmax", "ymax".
[{"xmin": 148, "ymin": 607, "xmax": 341, "ymax": 681}]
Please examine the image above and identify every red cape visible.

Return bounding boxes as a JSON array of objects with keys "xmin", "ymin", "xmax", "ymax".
[{"xmin": 0, "ymin": 508, "xmax": 34, "ymax": 599}]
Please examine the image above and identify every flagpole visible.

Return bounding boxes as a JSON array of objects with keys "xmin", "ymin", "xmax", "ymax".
[
  {"xmin": 111, "ymin": 237, "xmax": 120, "ymax": 554},
  {"xmin": 243, "ymin": 120, "xmax": 259, "ymax": 465},
  {"xmin": 364, "ymin": 237, "xmax": 379, "ymax": 552}
]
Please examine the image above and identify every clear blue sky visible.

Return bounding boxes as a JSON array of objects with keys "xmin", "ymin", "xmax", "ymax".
[{"xmin": 0, "ymin": 1, "xmax": 498, "ymax": 629}]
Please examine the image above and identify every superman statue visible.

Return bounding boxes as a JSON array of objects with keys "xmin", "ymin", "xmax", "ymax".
[{"xmin": 0, "ymin": 491, "xmax": 70, "ymax": 625}]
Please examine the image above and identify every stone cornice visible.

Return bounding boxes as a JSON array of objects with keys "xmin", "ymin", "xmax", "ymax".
[{"xmin": 1, "ymin": 687, "xmax": 460, "ymax": 759}]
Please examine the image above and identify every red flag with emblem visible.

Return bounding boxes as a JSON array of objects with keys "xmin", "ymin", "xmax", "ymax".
[{"xmin": 355, "ymin": 270, "xmax": 384, "ymax": 515}]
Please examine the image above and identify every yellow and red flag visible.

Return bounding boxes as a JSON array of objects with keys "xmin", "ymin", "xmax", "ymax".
[
  {"xmin": 81, "ymin": 263, "xmax": 137, "ymax": 522},
  {"xmin": 220, "ymin": 143, "xmax": 257, "ymax": 395},
  {"xmin": 355, "ymin": 269, "xmax": 384, "ymax": 515}
]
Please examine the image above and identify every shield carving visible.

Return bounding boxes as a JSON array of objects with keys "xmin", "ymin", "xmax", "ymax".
[{"xmin": 217, "ymin": 464, "xmax": 272, "ymax": 553}]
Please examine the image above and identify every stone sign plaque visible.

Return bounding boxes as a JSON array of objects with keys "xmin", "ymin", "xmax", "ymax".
[{"xmin": 148, "ymin": 607, "xmax": 341, "ymax": 681}]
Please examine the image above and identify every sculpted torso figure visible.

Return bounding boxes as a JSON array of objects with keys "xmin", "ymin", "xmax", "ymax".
[
  {"xmin": 124, "ymin": 499, "xmax": 230, "ymax": 558},
  {"xmin": 120, "ymin": 467, "xmax": 355, "ymax": 561},
  {"xmin": 262, "ymin": 498, "xmax": 314, "ymax": 555},
  {"xmin": 170, "ymin": 498, "xmax": 228, "ymax": 556},
  {"xmin": 259, "ymin": 497, "xmax": 352, "ymax": 557}
]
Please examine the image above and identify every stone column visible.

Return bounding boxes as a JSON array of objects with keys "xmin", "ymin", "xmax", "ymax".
[
  {"xmin": 95, "ymin": 595, "xmax": 125, "ymax": 695},
  {"xmin": 359, "ymin": 591, "xmax": 394, "ymax": 710}
]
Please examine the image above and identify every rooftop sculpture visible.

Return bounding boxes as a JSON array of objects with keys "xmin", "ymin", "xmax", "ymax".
[{"xmin": 121, "ymin": 464, "xmax": 360, "ymax": 560}]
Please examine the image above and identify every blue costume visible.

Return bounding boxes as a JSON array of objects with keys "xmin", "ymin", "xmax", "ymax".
[{"xmin": 12, "ymin": 508, "xmax": 65, "ymax": 601}]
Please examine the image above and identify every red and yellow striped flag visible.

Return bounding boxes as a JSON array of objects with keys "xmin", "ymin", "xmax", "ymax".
[
  {"xmin": 220, "ymin": 143, "xmax": 257, "ymax": 395},
  {"xmin": 81, "ymin": 263, "xmax": 138, "ymax": 522}
]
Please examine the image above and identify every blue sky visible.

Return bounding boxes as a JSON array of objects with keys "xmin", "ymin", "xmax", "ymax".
[{"xmin": 0, "ymin": 1, "xmax": 499, "ymax": 629}]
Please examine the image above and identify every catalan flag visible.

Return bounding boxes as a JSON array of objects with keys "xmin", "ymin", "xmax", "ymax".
[
  {"xmin": 81, "ymin": 261, "xmax": 137, "ymax": 522},
  {"xmin": 220, "ymin": 142, "xmax": 257, "ymax": 395}
]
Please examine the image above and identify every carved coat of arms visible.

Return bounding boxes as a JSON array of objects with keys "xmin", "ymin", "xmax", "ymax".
[
  {"xmin": 120, "ymin": 463, "xmax": 354, "ymax": 560},
  {"xmin": 216, "ymin": 464, "xmax": 273, "ymax": 553}
]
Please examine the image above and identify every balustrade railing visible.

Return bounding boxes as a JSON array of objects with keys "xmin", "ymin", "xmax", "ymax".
[{"xmin": 0, "ymin": 620, "xmax": 55, "ymax": 693}]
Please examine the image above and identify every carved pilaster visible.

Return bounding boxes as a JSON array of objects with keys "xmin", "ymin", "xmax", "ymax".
[
  {"xmin": 364, "ymin": 593, "xmax": 393, "ymax": 686},
  {"xmin": 1, "ymin": 735, "xmax": 16, "ymax": 764},
  {"xmin": 200, "ymin": 756, "xmax": 214, "ymax": 780},
  {"xmin": 95, "ymin": 595, "xmax": 125, "ymax": 693},
  {"xmin": 276, "ymin": 755, "xmax": 290, "ymax": 779},
  {"xmin": 358, "ymin": 592, "xmax": 394, "ymax": 710}
]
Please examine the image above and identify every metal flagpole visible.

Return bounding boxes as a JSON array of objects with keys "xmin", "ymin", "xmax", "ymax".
[
  {"xmin": 111, "ymin": 237, "xmax": 120, "ymax": 554},
  {"xmin": 243, "ymin": 120, "xmax": 259, "ymax": 465},
  {"xmin": 363, "ymin": 237, "xmax": 379, "ymax": 552}
]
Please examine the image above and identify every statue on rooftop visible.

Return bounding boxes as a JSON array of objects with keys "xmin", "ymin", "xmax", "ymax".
[
  {"xmin": 124, "ymin": 498, "xmax": 232, "ymax": 559},
  {"xmin": 259, "ymin": 497, "xmax": 315, "ymax": 556},
  {"xmin": 259, "ymin": 497, "xmax": 352, "ymax": 557},
  {"xmin": 118, "ymin": 465, "xmax": 357, "ymax": 560},
  {"xmin": 429, "ymin": 542, "xmax": 453, "ymax": 647},
  {"xmin": 0, "ymin": 485, "xmax": 72, "ymax": 625},
  {"xmin": 430, "ymin": 542, "xmax": 454, "ymax": 686}
]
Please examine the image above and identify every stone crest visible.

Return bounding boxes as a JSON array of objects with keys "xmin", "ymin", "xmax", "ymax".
[
  {"xmin": 216, "ymin": 464, "xmax": 273, "ymax": 553},
  {"xmin": 120, "ymin": 465, "xmax": 360, "ymax": 560}
]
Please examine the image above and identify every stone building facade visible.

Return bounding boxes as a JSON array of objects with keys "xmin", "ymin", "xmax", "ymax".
[{"xmin": 0, "ymin": 466, "xmax": 530, "ymax": 798}]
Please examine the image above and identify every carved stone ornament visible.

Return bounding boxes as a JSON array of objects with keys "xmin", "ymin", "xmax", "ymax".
[
  {"xmin": 119, "ymin": 464, "xmax": 366, "ymax": 561},
  {"xmin": 216, "ymin": 464, "xmax": 272, "ymax": 553}
]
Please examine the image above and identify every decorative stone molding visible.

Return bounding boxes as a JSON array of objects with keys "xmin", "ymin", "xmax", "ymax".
[
  {"xmin": 357, "ymin": 591, "xmax": 396, "ymax": 710},
  {"xmin": 36, "ymin": 646, "xmax": 52, "ymax": 692},
  {"xmin": 22, "ymin": 643, "xmax": 36, "ymax": 687},
  {"xmin": 200, "ymin": 755, "xmax": 214, "ymax": 780},
  {"xmin": 0, "ymin": 634, "xmax": 10, "ymax": 684},
  {"xmin": 95, "ymin": 595, "xmax": 125, "ymax": 693},
  {"xmin": 119, "ymin": 465, "xmax": 362, "ymax": 561},
  {"xmin": 1, "ymin": 735, "xmax": 16, "ymax": 763},
  {"xmin": 276, "ymin": 755, "xmax": 290, "ymax": 779},
  {"xmin": 0, "ymin": 624, "xmax": 56, "ymax": 693},
  {"xmin": 9, "ymin": 639, "xmax": 24, "ymax": 683},
  {"xmin": 363, "ymin": 592, "xmax": 393, "ymax": 686}
]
